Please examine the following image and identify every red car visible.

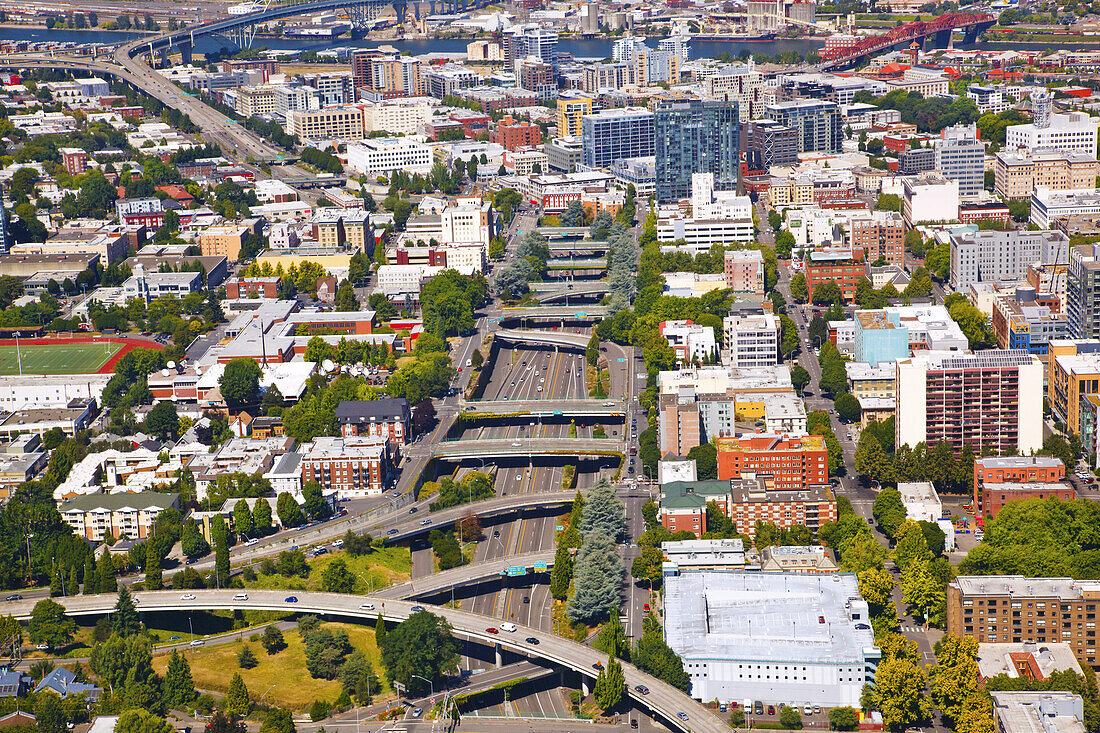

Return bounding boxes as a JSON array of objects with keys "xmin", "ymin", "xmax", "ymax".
[
  {"xmin": 643, "ymin": 603, "xmax": 651, "ymax": 612},
  {"xmin": 486, "ymin": 627, "xmax": 499, "ymax": 634}
]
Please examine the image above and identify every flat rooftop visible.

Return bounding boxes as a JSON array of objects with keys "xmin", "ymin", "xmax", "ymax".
[
  {"xmin": 975, "ymin": 456, "xmax": 1063, "ymax": 470},
  {"xmin": 952, "ymin": 576, "xmax": 1100, "ymax": 599},
  {"xmin": 977, "ymin": 643, "xmax": 1083, "ymax": 680},
  {"xmin": 664, "ymin": 571, "xmax": 877, "ymax": 665}
]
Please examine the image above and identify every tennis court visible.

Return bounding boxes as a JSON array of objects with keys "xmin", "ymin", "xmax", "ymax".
[{"xmin": 0, "ymin": 341, "xmax": 123, "ymax": 375}]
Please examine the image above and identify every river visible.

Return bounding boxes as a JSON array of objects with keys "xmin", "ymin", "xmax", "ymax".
[
  {"xmin": 0, "ymin": 25, "xmax": 825, "ymax": 58},
  {"xmin": 3, "ymin": 24, "xmax": 1100, "ymax": 58}
]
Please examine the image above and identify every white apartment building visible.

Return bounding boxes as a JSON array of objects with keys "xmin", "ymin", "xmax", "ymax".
[
  {"xmin": 949, "ymin": 229, "xmax": 1069, "ymax": 291},
  {"xmin": 1031, "ymin": 187, "xmax": 1100, "ymax": 228},
  {"xmin": 702, "ymin": 61, "xmax": 764, "ymax": 121},
  {"xmin": 272, "ymin": 85, "xmax": 321, "ymax": 119},
  {"xmin": 377, "ymin": 264, "xmax": 447, "ymax": 296},
  {"xmin": 362, "ymin": 97, "xmax": 438, "ymax": 135},
  {"xmin": 286, "ymin": 106, "xmax": 366, "ymax": 140},
  {"xmin": 659, "ymin": 320, "xmax": 718, "ymax": 363},
  {"xmin": 346, "ymin": 137, "xmax": 434, "ymax": 176},
  {"xmin": 1006, "ymin": 111, "xmax": 1098, "ymax": 156},
  {"xmin": 966, "ymin": 84, "xmax": 1011, "ymax": 114},
  {"xmin": 723, "ymin": 313, "xmax": 780, "ymax": 368},
  {"xmin": 235, "ymin": 86, "xmax": 277, "ymax": 117},
  {"xmin": 902, "ymin": 172, "xmax": 959, "ymax": 226},
  {"xmin": 885, "ymin": 69, "xmax": 950, "ymax": 97},
  {"xmin": 656, "ymin": 173, "xmax": 753, "ymax": 252},
  {"xmin": 441, "ymin": 198, "xmax": 495, "ymax": 248}
]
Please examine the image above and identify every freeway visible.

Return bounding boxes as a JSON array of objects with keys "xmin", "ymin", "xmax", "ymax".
[
  {"xmin": 499, "ymin": 306, "xmax": 609, "ymax": 320},
  {"xmin": 458, "ymin": 399, "xmax": 625, "ymax": 418},
  {"xmin": 375, "ymin": 550, "xmax": 554, "ymax": 599},
  {"xmin": 427, "ymin": 438, "xmax": 622, "ymax": 461},
  {"xmin": 383, "ymin": 491, "xmax": 577, "ymax": 542},
  {"xmin": 528, "ymin": 282, "xmax": 610, "ymax": 304},
  {"xmin": 492, "ymin": 329, "xmax": 591, "ymax": 351},
  {"xmin": 6, "ymin": 590, "xmax": 725, "ymax": 733}
]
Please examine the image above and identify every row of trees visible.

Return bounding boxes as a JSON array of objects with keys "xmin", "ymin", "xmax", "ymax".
[{"xmin": 495, "ymin": 231, "xmax": 550, "ymax": 301}]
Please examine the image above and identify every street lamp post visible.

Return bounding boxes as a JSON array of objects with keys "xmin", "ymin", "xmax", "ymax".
[
  {"xmin": 260, "ymin": 683, "xmax": 276, "ymax": 705},
  {"xmin": 411, "ymin": 674, "xmax": 434, "ymax": 699}
]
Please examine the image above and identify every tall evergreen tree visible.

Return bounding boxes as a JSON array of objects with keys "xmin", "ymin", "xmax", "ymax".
[
  {"xmin": 212, "ymin": 516, "xmax": 230, "ymax": 586},
  {"xmin": 163, "ymin": 649, "xmax": 196, "ymax": 708},
  {"xmin": 67, "ymin": 565, "xmax": 79, "ymax": 596},
  {"xmin": 113, "ymin": 587, "xmax": 141, "ymax": 637},
  {"xmin": 83, "ymin": 555, "xmax": 97, "ymax": 594},
  {"xmin": 225, "ymin": 673, "xmax": 250, "ymax": 716},
  {"xmin": 96, "ymin": 551, "xmax": 117, "ymax": 593},
  {"xmin": 375, "ymin": 613, "xmax": 387, "ymax": 647},
  {"xmin": 145, "ymin": 541, "xmax": 162, "ymax": 591},
  {"xmin": 253, "ymin": 498, "xmax": 273, "ymax": 535},
  {"xmin": 50, "ymin": 565, "xmax": 63, "ymax": 597}
]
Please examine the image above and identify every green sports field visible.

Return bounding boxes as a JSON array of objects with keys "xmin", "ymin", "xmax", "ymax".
[{"xmin": 0, "ymin": 342, "xmax": 123, "ymax": 375}]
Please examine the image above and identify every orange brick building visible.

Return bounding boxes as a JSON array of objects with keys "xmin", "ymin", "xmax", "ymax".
[
  {"xmin": 491, "ymin": 115, "xmax": 542, "ymax": 151},
  {"xmin": 804, "ymin": 247, "xmax": 866, "ymax": 304},
  {"xmin": 716, "ymin": 434, "xmax": 829, "ymax": 491},
  {"xmin": 972, "ymin": 455, "xmax": 1069, "ymax": 518}
]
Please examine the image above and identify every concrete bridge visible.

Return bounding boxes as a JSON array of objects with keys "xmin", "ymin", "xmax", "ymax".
[
  {"xmin": 376, "ymin": 550, "xmax": 555, "ymax": 599},
  {"xmin": 458, "ymin": 399, "xmax": 625, "ymax": 419},
  {"xmin": 492, "ymin": 329, "xmax": 591, "ymax": 351},
  {"xmin": 6, "ymin": 590, "xmax": 725, "ymax": 733}
]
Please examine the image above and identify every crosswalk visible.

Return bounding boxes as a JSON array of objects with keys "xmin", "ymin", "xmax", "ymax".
[{"xmin": 901, "ymin": 625, "xmax": 923, "ymax": 633}]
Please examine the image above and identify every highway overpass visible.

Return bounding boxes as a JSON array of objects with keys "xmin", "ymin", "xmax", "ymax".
[
  {"xmin": 430, "ymin": 438, "xmax": 621, "ymax": 461},
  {"xmin": 548, "ymin": 242, "xmax": 609, "ymax": 252},
  {"xmin": 6, "ymin": 591, "xmax": 725, "ymax": 733},
  {"xmin": 492, "ymin": 329, "xmax": 591, "ymax": 351},
  {"xmin": 458, "ymin": 399, "xmax": 625, "ymax": 419},
  {"xmin": 536, "ymin": 227, "xmax": 589, "ymax": 240},
  {"xmin": 498, "ymin": 307, "xmax": 608, "ymax": 321},
  {"xmin": 529, "ymin": 282, "xmax": 609, "ymax": 304},
  {"xmin": 376, "ymin": 491, "xmax": 577, "ymax": 542},
  {"xmin": 376, "ymin": 550, "xmax": 554, "ymax": 599}
]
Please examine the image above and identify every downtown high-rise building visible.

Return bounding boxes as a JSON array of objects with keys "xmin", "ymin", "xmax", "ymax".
[
  {"xmin": 581, "ymin": 107, "xmax": 655, "ymax": 169},
  {"xmin": 654, "ymin": 100, "xmax": 740, "ymax": 203}
]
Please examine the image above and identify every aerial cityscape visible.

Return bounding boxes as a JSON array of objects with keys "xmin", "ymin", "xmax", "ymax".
[{"xmin": 0, "ymin": 0, "xmax": 1097, "ymax": 732}]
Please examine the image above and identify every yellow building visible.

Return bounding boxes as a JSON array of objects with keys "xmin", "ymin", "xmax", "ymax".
[
  {"xmin": 198, "ymin": 225, "xmax": 250, "ymax": 262},
  {"xmin": 557, "ymin": 97, "xmax": 592, "ymax": 138},
  {"xmin": 1048, "ymin": 339, "xmax": 1100, "ymax": 437}
]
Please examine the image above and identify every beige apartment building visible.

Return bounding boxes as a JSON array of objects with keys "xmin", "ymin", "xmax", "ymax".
[
  {"xmin": 947, "ymin": 576, "xmax": 1100, "ymax": 668},
  {"xmin": 557, "ymin": 97, "xmax": 593, "ymax": 138},
  {"xmin": 286, "ymin": 106, "xmax": 366, "ymax": 140},
  {"xmin": 199, "ymin": 225, "xmax": 250, "ymax": 262},
  {"xmin": 995, "ymin": 149, "xmax": 1099, "ymax": 200},
  {"xmin": 236, "ymin": 86, "xmax": 277, "ymax": 117}
]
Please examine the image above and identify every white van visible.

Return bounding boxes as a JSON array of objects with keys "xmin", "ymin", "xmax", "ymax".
[{"xmin": 500, "ymin": 622, "xmax": 517, "ymax": 633}]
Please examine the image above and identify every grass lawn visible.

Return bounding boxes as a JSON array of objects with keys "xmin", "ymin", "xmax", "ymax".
[
  {"xmin": 245, "ymin": 547, "xmax": 412, "ymax": 594},
  {"xmin": 153, "ymin": 621, "xmax": 390, "ymax": 712},
  {"xmin": 0, "ymin": 342, "xmax": 121, "ymax": 375}
]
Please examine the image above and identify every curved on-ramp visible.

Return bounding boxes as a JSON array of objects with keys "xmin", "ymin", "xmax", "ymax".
[{"xmin": 8, "ymin": 590, "xmax": 726, "ymax": 733}]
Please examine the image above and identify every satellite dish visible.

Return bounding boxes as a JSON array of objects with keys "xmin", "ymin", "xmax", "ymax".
[
  {"xmin": 322, "ymin": 359, "xmax": 335, "ymax": 372},
  {"xmin": 166, "ymin": 360, "xmax": 176, "ymax": 369},
  {"xmin": 161, "ymin": 369, "xmax": 170, "ymax": 377},
  {"xmin": 195, "ymin": 365, "xmax": 203, "ymax": 375}
]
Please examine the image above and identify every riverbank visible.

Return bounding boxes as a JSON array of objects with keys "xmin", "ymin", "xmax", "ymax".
[{"xmin": 0, "ymin": 22, "xmax": 151, "ymax": 34}]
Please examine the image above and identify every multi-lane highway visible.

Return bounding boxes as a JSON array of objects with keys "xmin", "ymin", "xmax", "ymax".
[{"xmin": 5, "ymin": 591, "xmax": 727, "ymax": 733}]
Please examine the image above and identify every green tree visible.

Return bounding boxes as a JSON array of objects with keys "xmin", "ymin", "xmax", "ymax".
[
  {"xmin": 686, "ymin": 443, "xmax": 717, "ymax": 480},
  {"xmin": 259, "ymin": 708, "xmax": 295, "ymax": 733},
  {"xmin": 791, "ymin": 364, "xmax": 811, "ymax": 395},
  {"xmin": 855, "ymin": 432, "xmax": 892, "ymax": 485},
  {"xmin": 835, "ymin": 393, "xmax": 861, "ymax": 423},
  {"xmin": 929, "ymin": 635, "xmax": 980, "ymax": 725},
  {"xmin": 334, "ymin": 282, "xmax": 357, "ymax": 312},
  {"xmin": 253, "ymin": 498, "xmax": 273, "ymax": 534},
  {"xmin": 789, "ymin": 271, "xmax": 808, "ymax": 302},
  {"xmin": 378, "ymin": 610, "xmax": 459, "ymax": 696},
  {"xmin": 225, "ymin": 673, "xmax": 251, "ymax": 716},
  {"xmin": 872, "ymin": 488, "xmax": 907, "ymax": 539},
  {"xmin": 586, "ymin": 331, "xmax": 600, "ymax": 366},
  {"xmin": 321, "ymin": 558, "xmax": 356, "ymax": 593},
  {"xmin": 28, "ymin": 599, "xmax": 76, "ymax": 651},
  {"xmin": 144, "ymin": 401, "xmax": 180, "ymax": 440},
  {"xmin": 956, "ymin": 692, "xmax": 995, "ymax": 733},
  {"xmin": 233, "ymin": 500, "xmax": 254, "ymax": 537},
  {"xmin": 594, "ymin": 609, "xmax": 630, "ymax": 661},
  {"xmin": 812, "ymin": 280, "xmax": 843, "ymax": 306},
  {"xmin": 115, "ymin": 709, "xmax": 173, "ymax": 733},
  {"xmin": 808, "ymin": 314, "xmax": 827, "ymax": 346},
  {"xmin": 163, "ymin": 649, "xmax": 196, "ymax": 708},
  {"xmin": 277, "ymin": 492, "xmax": 305, "ymax": 528},
  {"xmin": 145, "ymin": 541, "xmax": 162, "ymax": 591},
  {"xmin": 774, "ymin": 230, "xmax": 796, "ymax": 259},
  {"xmin": 219, "ymin": 358, "xmax": 262, "ymax": 407},
  {"xmin": 858, "ymin": 566, "xmax": 896, "ymax": 613},
  {"xmin": 595, "ymin": 656, "xmax": 624, "ymax": 711},
  {"xmin": 238, "ymin": 645, "xmax": 258, "ymax": 669},
  {"xmin": 779, "ymin": 705, "xmax": 803, "ymax": 730},
  {"xmin": 212, "ymin": 516, "xmax": 230, "ymax": 585},
  {"xmin": 829, "ymin": 707, "xmax": 861, "ymax": 731},
  {"xmin": 901, "ymin": 555, "xmax": 946, "ymax": 624},
  {"xmin": 262, "ymin": 625, "xmax": 286, "ymax": 655},
  {"xmin": 868, "ymin": 656, "xmax": 930, "ymax": 731}
]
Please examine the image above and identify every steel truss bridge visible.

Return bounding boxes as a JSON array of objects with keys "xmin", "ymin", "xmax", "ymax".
[
  {"xmin": 124, "ymin": 0, "xmax": 492, "ymax": 52},
  {"xmin": 817, "ymin": 12, "xmax": 996, "ymax": 70}
]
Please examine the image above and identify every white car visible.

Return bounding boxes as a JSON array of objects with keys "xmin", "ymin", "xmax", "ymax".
[
  {"xmin": 500, "ymin": 622, "xmax": 517, "ymax": 632},
  {"xmin": 360, "ymin": 603, "xmax": 375, "ymax": 610},
  {"xmin": 233, "ymin": 593, "xmax": 249, "ymax": 600},
  {"xmin": 246, "ymin": 538, "xmax": 259, "ymax": 546},
  {"xmin": 332, "ymin": 539, "xmax": 344, "ymax": 547},
  {"xmin": 180, "ymin": 594, "xmax": 197, "ymax": 601},
  {"xmin": 190, "ymin": 639, "xmax": 205, "ymax": 647}
]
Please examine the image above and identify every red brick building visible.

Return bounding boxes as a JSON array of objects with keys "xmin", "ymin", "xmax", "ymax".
[
  {"xmin": 60, "ymin": 147, "xmax": 88, "ymax": 176},
  {"xmin": 960, "ymin": 202, "xmax": 1012, "ymax": 227},
  {"xmin": 300, "ymin": 436, "xmax": 392, "ymax": 498},
  {"xmin": 660, "ymin": 475, "xmax": 838, "ymax": 538},
  {"xmin": 226, "ymin": 277, "xmax": 282, "ymax": 300},
  {"xmin": 491, "ymin": 115, "xmax": 542, "ymax": 151},
  {"xmin": 972, "ymin": 455, "xmax": 1068, "ymax": 517},
  {"xmin": 804, "ymin": 247, "xmax": 866, "ymax": 304},
  {"xmin": 335, "ymin": 398, "xmax": 412, "ymax": 445},
  {"xmin": 716, "ymin": 434, "xmax": 829, "ymax": 491}
]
